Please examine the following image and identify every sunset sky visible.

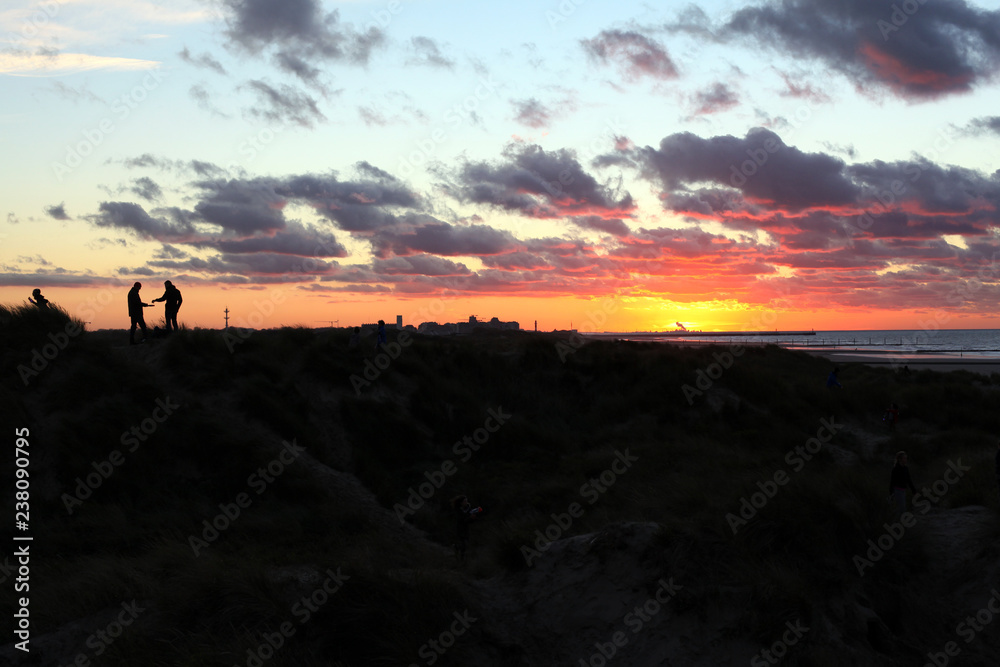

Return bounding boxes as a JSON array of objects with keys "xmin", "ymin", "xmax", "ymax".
[{"xmin": 2, "ymin": 0, "xmax": 1000, "ymax": 332}]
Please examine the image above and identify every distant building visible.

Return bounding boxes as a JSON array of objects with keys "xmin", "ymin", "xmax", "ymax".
[{"xmin": 396, "ymin": 315, "xmax": 403, "ymax": 329}]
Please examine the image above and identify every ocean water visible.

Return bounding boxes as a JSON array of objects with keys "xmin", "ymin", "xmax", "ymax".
[{"xmin": 601, "ymin": 329, "xmax": 1000, "ymax": 356}]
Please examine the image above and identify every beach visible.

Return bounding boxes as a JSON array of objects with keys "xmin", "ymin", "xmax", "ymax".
[{"xmin": 800, "ymin": 349, "xmax": 1000, "ymax": 376}]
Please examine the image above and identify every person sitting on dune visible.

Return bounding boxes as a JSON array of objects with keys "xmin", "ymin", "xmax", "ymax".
[
  {"xmin": 29, "ymin": 288, "xmax": 50, "ymax": 309},
  {"xmin": 889, "ymin": 451, "xmax": 918, "ymax": 516}
]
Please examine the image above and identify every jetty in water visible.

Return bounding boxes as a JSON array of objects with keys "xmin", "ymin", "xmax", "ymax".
[{"xmin": 585, "ymin": 331, "xmax": 817, "ymax": 338}]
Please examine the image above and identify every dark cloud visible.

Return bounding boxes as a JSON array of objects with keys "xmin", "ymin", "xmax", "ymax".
[
  {"xmin": 244, "ymin": 80, "xmax": 326, "ymax": 127},
  {"xmin": 372, "ymin": 222, "xmax": 517, "ymax": 258},
  {"xmin": 722, "ymin": 0, "xmax": 1000, "ymax": 99},
  {"xmin": 636, "ymin": 128, "xmax": 858, "ymax": 212},
  {"xmin": 90, "ymin": 202, "xmax": 195, "ymax": 239},
  {"xmin": 449, "ymin": 143, "xmax": 635, "ymax": 219},
  {"xmin": 179, "ymin": 46, "xmax": 228, "ymax": 75},
  {"xmin": 569, "ymin": 215, "xmax": 630, "ymax": 238},
  {"xmin": 222, "ymin": 0, "xmax": 384, "ymax": 66},
  {"xmin": 191, "ymin": 178, "xmax": 288, "ymax": 234},
  {"xmin": 512, "ymin": 98, "xmax": 551, "ymax": 129},
  {"xmin": 198, "ymin": 224, "xmax": 348, "ymax": 257},
  {"xmin": 45, "ymin": 203, "xmax": 70, "ymax": 220},
  {"xmin": 150, "ymin": 252, "xmax": 334, "ymax": 276},
  {"xmin": 691, "ymin": 82, "xmax": 739, "ymax": 116},
  {"xmin": 274, "ymin": 51, "xmax": 323, "ymax": 84},
  {"xmin": 190, "ymin": 84, "xmax": 231, "ymax": 117},
  {"xmin": 407, "ymin": 36, "xmax": 455, "ymax": 68},
  {"xmin": 373, "ymin": 254, "xmax": 472, "ymax": 277},
  {"xmin": 130, "ymin": 177, "xmax": 162, "ymax": 202},
  {"xmin": 964, "ymin": 116, "xmax": 1000, "ymax": 136},
  {"xmin": 581, "ymin": 30, "xmax": 678, "ymax": 81}
]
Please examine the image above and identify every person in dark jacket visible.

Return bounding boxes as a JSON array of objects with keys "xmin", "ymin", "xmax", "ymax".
[
  {"xmin": 889, "ymin": 451, "xmax": 918, "ymax": 516},
  {"xmin": 151, "ymin": 280, "xmax": 183, "ymax": 332},
  {"xmin": 128, "ymin": 282, "xmax": 153, "ymax": 345},
  {"xmin": 450, "ymin": 495, "xmax": 483, "ymax": 564},
  {"xmin": 29, "ymin": 288, "xmax": 50, "ymax": 309}
]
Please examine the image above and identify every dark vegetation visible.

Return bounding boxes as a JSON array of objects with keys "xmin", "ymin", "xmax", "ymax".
[{"xmin": 3, "ymin": 302, "xmax": 1000, "ymax": 665}]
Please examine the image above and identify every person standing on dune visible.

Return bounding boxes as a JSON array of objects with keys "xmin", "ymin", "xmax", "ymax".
[{"xmin": 889, "ymin": 451, "xmax": 917, "ymax": 516}]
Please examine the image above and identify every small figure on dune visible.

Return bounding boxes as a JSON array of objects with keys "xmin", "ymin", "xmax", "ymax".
[
  {"xmin": 151, "ymin": 280, "xmax": 183, "ymax": 332},
  {"xmin": 882, "ymin": 403, "xmax": 900, "ymax": 431},
  {"xmin": 29, "ymin": 288, "xmax": 50, "ymax": 309},
  {"xmin": 127, "ymin": 282, "xmax": 154, "ymax": 345},
  {"xmin": 374, "ymin": 319, "xmax": 387, "ymax": 352},
  {"xmin": 826, "ymin": 366, "xmax": 842, "ymax": 389},
  {"xmin": 348, "ymin": 326, "xmax": 360, "ymax": 349},
  {"xmin": 889, "ymin": 451, "xmax": 918, "ymax": 516},
  {"xmin": 450, "ymin": 494, "xmax": 484, "ymax": 564}
]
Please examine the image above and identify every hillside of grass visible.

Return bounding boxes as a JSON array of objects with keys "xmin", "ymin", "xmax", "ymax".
[{"xmin": 3, "ymin": 304, "xmax": 1000, "ymax": 666}]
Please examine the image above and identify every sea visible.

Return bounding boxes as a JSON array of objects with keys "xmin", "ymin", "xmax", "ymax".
[{"xmin": 589, "ymin": 329, "xmax": 1000, "ymax": 358}]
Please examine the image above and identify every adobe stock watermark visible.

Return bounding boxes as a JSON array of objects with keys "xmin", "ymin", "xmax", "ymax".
[
  {"xmin": 546, "ymin": 0, "xmax": 588, "ymax": 30},
  {"xmin": 521, "ymin": 449, "xmax": 639, "ymax": 566},
  {"xmin": 188, "ymin": 439, "xmax": 305, "ymax": 556},
  {"xmin": 577, "ymin": 577, "xmax": 682, "ymax": 666},
  {"xmin": 854, "ymin": 459, "xmax": 970, "ymax": 576},
  {"xmin": 57, "ymin": 600, "xmax": 145, "ymax": 665},
  {"xmin": 222, "ymin": 289, "xmax": 288, "ymax": 352},
  {"xmin": 393, "ymin": 407, "xmax": 511, "ymax": 523},
  {"xmin": 349, "ymin": 331, "xmax": 413, "ymax": 395},
  {"xmin": 923, "ymin": 589, "xmax": 1000, "ymax": 667},
  {"xmin": 16, "ymin": 318, "xmax": 84, "ymax": 386},
  {"xmin": 681, "ymin": 300, "xmax": 791, "ymax": 405},
  {"xmin": 62, "ymin": 397, "xmax": 180, "ymax": 514},
  {"xmin": 3, "ymin": 0, "xmax": 65, "ymax": 51},
  {"xmin": 556, "ymin": 296, "xmax": 620, "ymax": 361},
  {"xmin": 878, "ymin": 0, "xmax": 930, "ymax": 41},
  {"xmin": 235, "ymin": 567, "xmax": 350, "ymax": 667},
  {"xmin": 407, "ymin": 610, "xmax": 478, "ymax": 667},
  {"xmin": 853, "ymin": 125, "xmax": 959, "ymax": 233},
  {"xmin": 395, "ymin": 76, "xmax": 500, "ymax": 178},
  {"xmin": 750, "ymin": 620, "xmax": 810, "ymax": 666},
  {"xmin": 729, "ymin": 104, "xmax": 817, "ymax": 188},
  {"xmin": 726, "ymin": 417, "xmax": 843, "ymax": 534},
  {"xmin": 52, "ymin": 67, "xmax": 168, "ymax": 182}
]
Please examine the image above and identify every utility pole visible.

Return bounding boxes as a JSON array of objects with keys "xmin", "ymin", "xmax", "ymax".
[{"xmin": 224, "ymin": 307, "xmax": 230, "ymax": 330}]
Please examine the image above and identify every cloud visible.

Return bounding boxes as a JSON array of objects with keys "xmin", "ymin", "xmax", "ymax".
[
  {"xmin": 178, "ymin": 47, "xmax": 227, "ymax": 75},
  {"xmin": 581, "ymin": 30, "xmax": 678, "ymax": 81},
  {"xmin": 690, "ymin": 82, "xmax": 739, "ymax": 116},
  {"xmin": 964, "ymin": 116, "xmax": 1000, "ymax": 136},
  {"xmin": 723, "ymin": 0, "xmax": 1000, "ymax": 99},
  {"xmin": 512, "ymin": 98, "xmax": 552, "ymax": 129},
  {"xmin": 634, "ymin": 128, "xmax": 858, "ymax": 212},
  {"xmin": 45, "ymin": 203, "xmax": 70, "ymax": 220},
  {"xmin": 130, "ymin": 177, "xmax": 162, "ymax": 202},
  {"xmin": 197, "ymin": 224, "xmax": 348, "ymax": 258},
  {"xmin": 372, "ymin": 254, "xmax": 472, "ymax": 277},
  {"xmin": 372, "ymin": 222, "xmax": 518, "ymax": 258},
  {"xmin": 222, "ymin": 0, "xmax": 384, "ymax": 65},
  {"xmin": 90, "ymin": 202, "xmax": 195, "ymax": 240},
  {"xmin": 448, "ymin": 143, "xmax": 635, "ymax": 220},
  {"xmin": 407, "ymin": 36, "xmax": 455, "ymax": 68},
  {"xmin": 243, "ymin": 80, "xmax": 326, "ymax": 127},
  {"xmin": 0, "ymin": 51, "xmax": 161, "ymax": 75}
]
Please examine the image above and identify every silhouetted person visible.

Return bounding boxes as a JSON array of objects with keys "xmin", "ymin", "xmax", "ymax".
[
  {"xmin": 883, "ymin": 403, "xmax": 899, "ymax": 431},
  {"xmin": 450, "ymin": 495, "xmax": 483, "ymax": 564},
  {"xmin": 128, "ymin": 282, "xmax": 153, "ymax": 345},
  {"xmin": 28, "ymin": 288, "xmax": 49, "ymax": 309},
  {"xmin": 151, "ymin": 280, "xmax": 183, "ymax": 332},
  {"xmin": 348, "ymin": 326, "xmax": 360, "ymax": 349},
  {"xmin": 889, "ymin": 451, "xmax": 917, "ymax": 516},
  {"xmin": 375, "ymin": 319, "xmax": 387, "ymax": 351},
  {"xmin": 826, "ymin": 366, "xmax": 842, "ymax": 389}
]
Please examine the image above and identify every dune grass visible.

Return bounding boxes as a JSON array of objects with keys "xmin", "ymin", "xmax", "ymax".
[{"xmin": 3, "ymin": 310, "xmax": 1000, "ymax": 664}]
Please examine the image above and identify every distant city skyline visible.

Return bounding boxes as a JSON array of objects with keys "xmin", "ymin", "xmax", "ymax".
[{"xmin": 3, "ymin": 0, "xmax": 1000, "ymax": 332}]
